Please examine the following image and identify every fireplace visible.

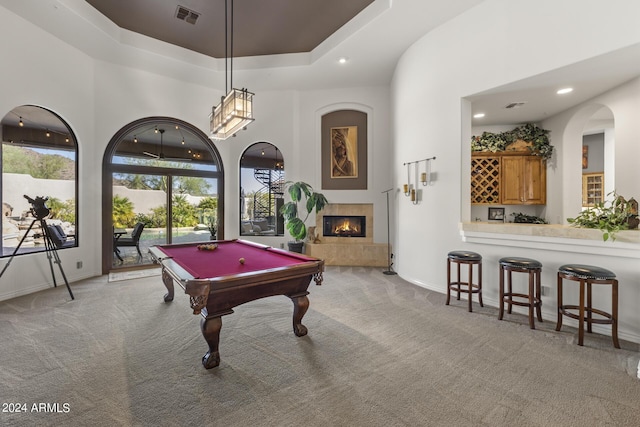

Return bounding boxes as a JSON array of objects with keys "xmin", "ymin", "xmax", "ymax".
[
  {"xmin": 308, "ymin": 204, "xmax": 387, "ymax": 267},
  {"xmin": 323, "ymin": 215, "xmax": 366, "ymax": 238}
]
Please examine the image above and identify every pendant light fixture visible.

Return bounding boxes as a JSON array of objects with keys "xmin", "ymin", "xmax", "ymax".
[{"xmin": 209, "ymin": 0, "xmax": 254, "ymax": 140}]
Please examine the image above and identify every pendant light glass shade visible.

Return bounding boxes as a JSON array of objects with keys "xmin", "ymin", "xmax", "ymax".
[{"xmin": 209, "ymin": 88, "xmax": 254, "ymax": 140}]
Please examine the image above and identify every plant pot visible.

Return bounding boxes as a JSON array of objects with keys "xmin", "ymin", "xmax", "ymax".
[
  {"xmin": 287, "ymin": 241, "xmax": 304, "ymax": 253},
  {"xmin": 210, "ymin": 234, "xmax": 217, "ymax": 240}
]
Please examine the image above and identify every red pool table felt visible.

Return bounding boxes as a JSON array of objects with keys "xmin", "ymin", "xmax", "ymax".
[{"xmin": 154, "ymin": 239, "xmax": 316, "ymax": 279}]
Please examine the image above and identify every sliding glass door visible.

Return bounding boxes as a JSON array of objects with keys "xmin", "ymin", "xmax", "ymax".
[{"xmin": 105, "ymin": 117, "xmax": 224, "ymax": 272}]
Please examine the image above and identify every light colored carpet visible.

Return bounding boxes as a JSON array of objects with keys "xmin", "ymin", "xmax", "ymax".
[{"xmin": 1, "ymin": 266, "xmax": 640, "ymax": 426}]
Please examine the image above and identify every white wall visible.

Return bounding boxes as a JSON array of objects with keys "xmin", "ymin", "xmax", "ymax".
[
  {"xmin": 392, "ymin": 0, "xmax": 640, "ymax": 342},
  {"xmin": 0, "ymin": 5, "xmax": 391, "ymax": 299},
  {"xmin": 221, "ymin": 87, "xmax": 392, "ymax": 247},
  {"xmin": 3, "ymin": 174, "xmax": 76, "ymax": 216},
  {"xmin": 0, "ymin": 6, "xmax": 96, "ymax": 299},
  {"xmin": 541, "ymin": 77, "xmax": 640, "ymax": 223}
]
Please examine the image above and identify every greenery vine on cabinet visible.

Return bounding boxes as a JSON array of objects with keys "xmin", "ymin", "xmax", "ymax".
[
  {"xmin": 471, "ymin": 123, "xmax": 553, "ymax": 160},
  {"xmin": 470, "ymin": 123, "xmax": 551, "ymax": 205}
]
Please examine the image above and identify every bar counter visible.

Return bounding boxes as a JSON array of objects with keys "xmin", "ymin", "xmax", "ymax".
[{"xmin": 460, "ymin": 222, "xmax": 640, "ymax": 259}]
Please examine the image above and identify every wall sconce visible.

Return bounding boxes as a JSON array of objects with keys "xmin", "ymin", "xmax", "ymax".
[
  {"xmin": 420, "ymin": 157, "xmax": 435, "ymax": 186},
  {"xmin": 403, "ymin": 162, "xmax": 411, "ymax": 196},
  {"xmin": 403, "ymin": 156, "xmax": 436, "ymax": 205}
]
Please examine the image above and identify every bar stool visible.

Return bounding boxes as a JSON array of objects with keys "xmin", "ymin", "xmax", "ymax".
[
  {"xmin": 556, "ymin": 264, "xmax": 619, "ymax": 348},
  {"xmin": 498, "ymin": 257, "xmax": 543, "ymax": 329},
  {"xmin": 446, "ymin": 251, "xmax": 483, "ymax": 312}
]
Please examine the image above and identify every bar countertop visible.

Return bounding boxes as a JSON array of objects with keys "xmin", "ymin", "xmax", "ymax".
[{"xmin": 460, "ymin": 222, "xmax": 640, "ymax": 259}]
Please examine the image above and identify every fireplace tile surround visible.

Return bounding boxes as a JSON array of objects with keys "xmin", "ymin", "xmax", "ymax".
[{"xmin": 305, "ymin": 203, "xmax": 388, "ymax": 267}]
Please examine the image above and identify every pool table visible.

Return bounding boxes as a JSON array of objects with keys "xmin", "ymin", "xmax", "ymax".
[{"xmin": 148, "ymin": 239, "xmax": 324, "ymax": 369}]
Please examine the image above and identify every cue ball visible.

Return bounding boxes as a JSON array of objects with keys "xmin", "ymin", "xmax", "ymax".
[{"xmin": 239, "ymin": 257, "xmax": 245, "ymax": 264}]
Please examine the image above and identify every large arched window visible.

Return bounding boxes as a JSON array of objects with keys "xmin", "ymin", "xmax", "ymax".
[
  {"xmin": 102, "ymin": 117, "xmax": 224, "ymax": 272},
  {"xmin": 1, "ymin": 105, "xmax": 78, "ymax": 257},
  {"xmin": 239, "ymin": 142, "xmax": 284, "ymax": 237}
]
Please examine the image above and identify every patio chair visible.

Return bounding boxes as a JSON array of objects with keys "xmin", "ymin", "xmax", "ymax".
[
  {"xmin": 114, "ymin": 222, "xmax": 145, "ymax": 261},
  {"xmin": 47, "ymin": 224, "xmax": 76, "ymax": 249}
]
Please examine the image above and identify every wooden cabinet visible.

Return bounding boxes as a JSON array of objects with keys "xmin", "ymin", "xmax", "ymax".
[
  {"xmin": 471, "ymin": 153, "xmax": 546, "ymax": 205},
  {"xmin": 582, "ymin": 172, "xmax": 604, "ymax": 207},
  {"xmin": 501, "ymin": 155, "xmax": 546, "ymax": 205}
]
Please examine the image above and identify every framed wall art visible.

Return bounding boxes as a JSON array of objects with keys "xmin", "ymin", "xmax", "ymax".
[
  {"xmin": 488, "ymin": 207, "xmax": 505, "ymax": 222},
  {"xmin": 330, "ymin": 126, "xmax": 358, "ymax": 178}
]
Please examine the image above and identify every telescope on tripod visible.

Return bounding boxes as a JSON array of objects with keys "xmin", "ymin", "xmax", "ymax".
[{"xmin": 0, "ymin": 195, "xmax": 74, "ymax": 300}]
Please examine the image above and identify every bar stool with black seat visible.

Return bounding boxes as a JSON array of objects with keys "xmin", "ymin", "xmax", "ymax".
[
  {"xmin": 498, "ymin": 257, "xmax": 543, "ymax": 329},
  {"xmin": 446, "ymin": 251, "xmax": 483, "ymax": 312},
  {"xmin": 556, "ymin": 264, "xmax": 619, "ymax": 348}
]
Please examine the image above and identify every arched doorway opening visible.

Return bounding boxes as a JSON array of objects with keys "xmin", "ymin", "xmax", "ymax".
[
  {"xmin": 559, "ymin": 104, "xmax": 615, "ymax": 220},
  {"xmin": 581, "ymin": 106, "xmax": 615, "ymax": 207},
  {"xmin": 102, "ymin": 117, "xmax": 224, "ymax": 273}
]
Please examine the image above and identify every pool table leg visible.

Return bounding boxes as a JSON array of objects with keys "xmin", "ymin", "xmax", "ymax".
[
  {"xmin": 161, "ymin": 269, "xmax": 174, "ymax": 302},
  {"xmin": 201, "ymin": 316, "xmax": 222, "ymax": 369},
  {"xmin": 290, "ymin": 293, "xmax": 309, "ymax": 337}
]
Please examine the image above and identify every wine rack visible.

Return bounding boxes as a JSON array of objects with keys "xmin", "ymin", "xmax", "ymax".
[{"xmin": 471, "ymin": 156, "xmax": 501, "ymax": 204}]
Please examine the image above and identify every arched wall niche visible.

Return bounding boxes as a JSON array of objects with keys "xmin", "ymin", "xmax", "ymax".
[
  {"xmin": 320, "ymin": 109, "xmax": 368, "ymax": 190},
  {"xmin": 315, "ymin": 102, "xmax": 373, "ymax": 191}
]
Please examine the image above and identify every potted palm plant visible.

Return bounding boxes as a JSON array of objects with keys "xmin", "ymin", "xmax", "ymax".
[
  {"xmin": 279, "ymin": 181, "xmax": 328, "ymax": 253},
  {"xmin": 207, "ymin": 219, "xmax": 217, "ymax": 240}
]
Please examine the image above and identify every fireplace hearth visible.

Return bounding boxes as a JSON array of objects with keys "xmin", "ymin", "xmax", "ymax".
[{"xmin": 323, "ymin": 215, "xmax": 366, "ymax": 238}]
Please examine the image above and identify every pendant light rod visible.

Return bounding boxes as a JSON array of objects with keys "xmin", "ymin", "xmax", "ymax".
[
  {"xmin": 223, "ymin": 0, "xmax": 235, "ymax": 93},
  {"xmin": 224, "ymin": 0, "xmax": 228, "ymax": 93},
  {"xmin": 230, "ymin": 0, "xmax": 234, "ymax": 91},
  {"xmin": 209, "ymin": 0, "xmax": 254, "ymax": 140}
]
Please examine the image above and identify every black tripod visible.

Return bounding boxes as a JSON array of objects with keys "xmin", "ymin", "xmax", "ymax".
[
  {"xmin": 382, "ymin": 188, "xmax": 397, "ymax": 275},
  {"xmin": 0, "ymin": 209, "xmax": 74, "ymax": 300}
]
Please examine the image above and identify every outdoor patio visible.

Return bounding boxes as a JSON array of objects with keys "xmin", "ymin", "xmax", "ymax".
[{"xmin": 112, "ymin": 227, "xmax": 214, "ymax": 268}]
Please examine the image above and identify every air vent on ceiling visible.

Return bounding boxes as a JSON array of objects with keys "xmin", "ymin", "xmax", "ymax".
[
  {"xmin": 176, "ymin": 5, "xmax": 200, "ymax": 25},
  {"xmin": 505, "ymin": 102, "xmax": 527, "ymax": 109}
]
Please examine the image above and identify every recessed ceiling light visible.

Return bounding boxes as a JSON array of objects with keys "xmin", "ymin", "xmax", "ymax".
[
  {"xmin": 557, "ymin": 87, "xmax": 573, "ymax": 95},
  {"xmin": 473, "ymin": 113, "xmax": 485, "ymax": 118},
  {"xmin": 338, "ymin": 57, "xmax": 348, "ymax": 64}
]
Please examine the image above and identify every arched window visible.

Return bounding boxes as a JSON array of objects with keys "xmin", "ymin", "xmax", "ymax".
[
  {"xmin": 239, "ymin": 142, "xmax": 284, "ymax": 236},
  {"xmin": 102, "ymin": 117, "xmax": 224, "ymax": 272},
  {"xmin": 1, "ymin": 105, "xmax": 78, "ymax": 257}
]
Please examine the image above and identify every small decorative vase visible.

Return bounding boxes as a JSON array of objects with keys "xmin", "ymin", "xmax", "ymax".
[{"xmin": 628, "ymin": 198, "xmax": 638, "ymax": 216}]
